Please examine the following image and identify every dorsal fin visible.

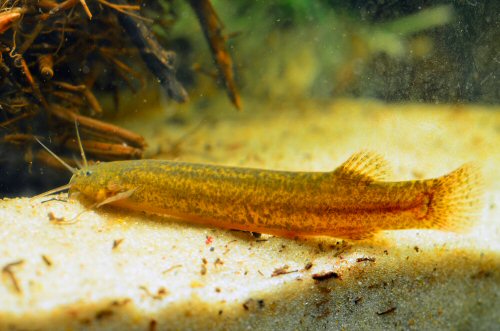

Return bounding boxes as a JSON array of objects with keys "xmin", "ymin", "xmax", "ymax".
[{"xmin": 332, "ymin": 151, "xmax": 391, "ymax": 182}]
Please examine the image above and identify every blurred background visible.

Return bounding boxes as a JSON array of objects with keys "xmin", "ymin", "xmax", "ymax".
[{"xmin": 0, "ymin": 0, "xmax": 498, "ymax": 196}]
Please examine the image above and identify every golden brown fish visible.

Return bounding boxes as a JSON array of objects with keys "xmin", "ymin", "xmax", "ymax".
[{"xmin": 51, "ymin": 151, "xmax": 482, "ymax": 240}]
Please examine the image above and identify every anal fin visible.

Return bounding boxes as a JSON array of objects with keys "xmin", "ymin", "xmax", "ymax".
[{"xmin": 341, "ymin": 230, "xmax": 376, "ymax": 240}]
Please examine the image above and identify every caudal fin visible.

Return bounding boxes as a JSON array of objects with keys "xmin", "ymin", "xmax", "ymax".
[{"xmin": 425, "ymin": 163, "xmax": 484, "ymax": 232}]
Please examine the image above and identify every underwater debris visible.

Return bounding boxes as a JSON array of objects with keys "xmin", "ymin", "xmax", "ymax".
[
  {"xmin": 2, "ymin": 259, "xmax": 25, "ymax": 294},
  {"xmin": 41, "ymin": 254, "xmax": 53, "ymax": 266},
  {"xmin": 112, "ymin": 238, "xmax": 124, "ymax": 250},
  {"xmin": 0, "ymin": 1, "xmax": 182, "ymax": 185},
  {"xmin": 115, "ymin": 0, "xmax": 188, "ymax": 103},
  {"xmin": 377, "ymin": 306, "xmax": 397, "ymax": 316},
  {"xmin": 0, "ymin": 1, "xmax": 240, "ymax": 195},
  {"xmin": 188, "ymin": 0, "xmax": 241, "ymax": 109},
  {"xmin": 312, "ymin": 271, "xmax": 340, "ymax": 281}
]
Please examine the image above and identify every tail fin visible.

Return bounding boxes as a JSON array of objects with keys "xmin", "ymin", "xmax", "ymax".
[{"xmin": 425, "ymin": 163, "xmax": 484, "ymax": 232}]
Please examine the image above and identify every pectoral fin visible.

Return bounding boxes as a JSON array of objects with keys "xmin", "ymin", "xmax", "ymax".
[{"xmin": 97, "ymin": 188, "xmax": 137, "ymax": 208}]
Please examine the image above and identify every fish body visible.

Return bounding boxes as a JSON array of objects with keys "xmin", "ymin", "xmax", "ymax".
[{"xmin": 68, "ymin": 152, "xmax": 483, "ymax": 239}]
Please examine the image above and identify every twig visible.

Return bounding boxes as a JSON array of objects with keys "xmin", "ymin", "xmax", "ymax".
[
  {"xmin": 114, "ymin": 0, "xmax": 188, "ymax": 103},
  {"xmin": 188, "ymin": 0, "xmax": 241, "ymax": 109}
]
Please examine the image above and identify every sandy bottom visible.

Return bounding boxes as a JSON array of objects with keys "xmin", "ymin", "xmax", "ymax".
[{"xmin": 1, "ymin": 98, "xmax": 498, "ymax": 330}]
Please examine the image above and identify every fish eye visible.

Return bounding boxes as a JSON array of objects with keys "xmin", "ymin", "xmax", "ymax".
[{"xmin": 85, "ymin": 170, "xmax": 92, "ymax": 176}]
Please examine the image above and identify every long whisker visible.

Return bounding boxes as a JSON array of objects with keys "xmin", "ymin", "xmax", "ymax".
[
  {"xmin": 72, "ymin": 154, "xmax": 83, "ymax": 169},
  {"xmin": 30, "ymin": 183, "xmax": 72, "ymax": 201},
  {"xmin": 61, "ymin": 202, "xmax": 99, "ymax": 225},
  {"xmin": 35, "ymin": 138, "xmax": 76, "ymax": 174},
  {"xmin": 75, "ymin": 120, "xmax": 88, "ymax": 169}
]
